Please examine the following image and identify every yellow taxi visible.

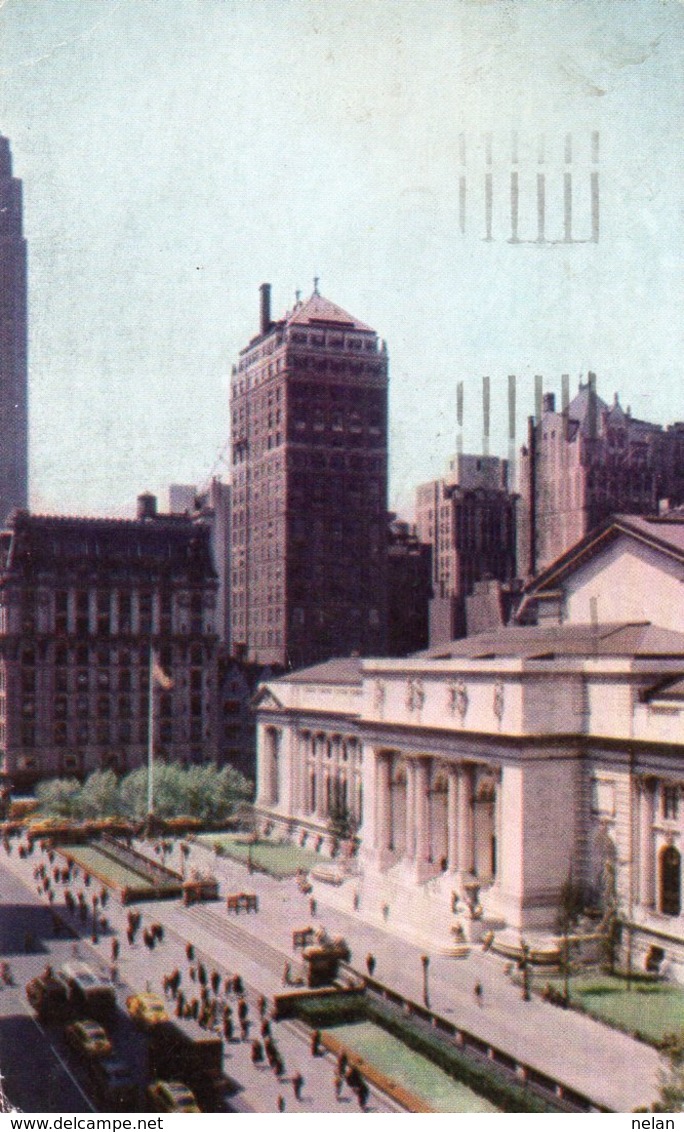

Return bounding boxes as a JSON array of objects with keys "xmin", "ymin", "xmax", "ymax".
[
  {"xmin": 147, "ymin": 1081, "xmax": 201, "ymax": 1113},
  {"xmin": 65, "ymin": 1019, "xmax": 113, "ymax": 1059},
  {"xmin": 125, "ymin": 992, "xmax": 168, "ymax": 1029}
]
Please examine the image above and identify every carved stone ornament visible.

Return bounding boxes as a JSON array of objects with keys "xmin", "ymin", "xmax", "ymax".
[
  {"xmin": 493, "ymin": 680, "xmax": 505, "ymax": 722},
  {"xmin": 406, "ymin": 678, "xmax": 425, "ymax": 712},
  {"xmin": 373, "ymin": 679, "xmax": 386, "ymax": 713},
  {"xmin": 448, "ymin": 680, "xmax": 469, "ymax": 720}
]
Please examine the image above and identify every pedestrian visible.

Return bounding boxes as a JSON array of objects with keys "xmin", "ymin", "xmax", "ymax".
[
  {"xmin": 127, "ymin": 927, "xmax": 134, "ymax": 947},
  {"xmin": 334, "ymin": 1073, "xmax": 343, "ymax": 1100},
  {"xmin": 223, "ymin": 1015, "xmax": 234, "ymax": 1042},
  {"xmin": 198, "ymin": 962, "xmax": 207, "ymax": 985},
  {"xmin": 277, "ymin": 1095, "xmax": 285, "ymax": 1113},
  {"xmin": 261, "ymin": 1018, "xmax": 271, "ymax": 1039},
  {"xmin": 233, "ymin": 974, "xmax": 243, "ymax": 995},
  {"xmin": 273, "ymin": 1053, "xmax": 285, "ymax": 1077},
  {"xmin": 309, "ymin": 896, "xmax": 317, "ymax": 917},
  {"xmin": 311, "ymin": 1029, "xmax": 321, "ymax": 1057},
  {"xmin": 346, "ymin": 1065, "xmax": 361, "ymax": 1093},
  {"xmin": 474, "ymin": 981, "xmax": 483, "ymax": 1006},
  {"xmin": 365, "ymin": 953, "xmax": 376, "ymax": 977},
  {"xmin": 251, "ymin": 1039, "xmax": 264, "ymax": 1065},
  {"xmin": 337, "ymin": 1051, "xmax": 348, "ymax": 1078},
  {"xmin": 282, "ymin": 962, "xmax": 291, "ymax": 986},
  {"xmin": 357, "ymin": 1079, "xmax": 369, "ymax": 1110},
  {"xmin": 211, "ymin": 970, "xmax": 220, "ymax": 995},
  {"xmin": 186, "ymin": 942, "xmax": 195, "ymax": 962},
  {"xmin": 111, "ymin": 938, "xmax": 120, "ymax": 962},
  {"xmin": 189, "ymin": 965, "xmax": 197, "ymax": 982},
  {"xmin": 258, "ymin": 994, "xmax": 267, "ymax": 1017},
  {"xmin": 224, "ymin": 975, "xmax": 232, "ymax": 997},
  {"xmin": 292, "ymin": 1071, "xmax": 304, "ymax": 1101}
]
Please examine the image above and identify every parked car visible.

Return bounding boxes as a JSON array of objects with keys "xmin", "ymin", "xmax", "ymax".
[
  {"xmin": 89, "ymin": 1056, "xmax": 139, "ymax": 1111},
  {"xmin": 125, "ymin": 992, "xmax": 168, "ymax": 1029},
  {"xmin": 65, "ymin": 1019, "xmax": 112, "ymax": 1059},
  {"xmin": 147, "ymin": 1080, "xmax": 201, "ymax": 1113}
]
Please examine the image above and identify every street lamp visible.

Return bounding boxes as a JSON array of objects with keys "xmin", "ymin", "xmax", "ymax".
[
  {"xmin": 421, "ymin": 954, "xmax": 430, "ymax": 1010},
  {"xmin": 519, "ymin": 939, "xmax": 531, "ymax": 1001}
]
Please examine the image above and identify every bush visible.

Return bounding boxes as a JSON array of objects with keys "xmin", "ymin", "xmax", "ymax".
[{"xmin": 9, "ymin": 798, "xmax": 39, "ymax": 820}]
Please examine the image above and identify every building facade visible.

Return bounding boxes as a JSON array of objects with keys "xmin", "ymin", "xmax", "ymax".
[
  {"xmin": 0, "ymin": 135, "xmax": 28, "ymax": 523},
  {"xmin": 386, "ymin": 515, "xmax": 431, "ymax": 657},
  {"xmin": 517, "ymin": 379, "xmax": 684, "ymax": 578},
  {"xmin": 415, "ymin": 454, "xmax": 517, "ymax": 644},
  {"xmin": 0, "ymin": 498, "xmax": 219, "ymax": 789},
  {"xmin": 169, "ymin": 479, "xmax": 232, "ymax": 648},
  {"xmin": 230, "ymin": 283, "xmax": 389, "ymax": 669},
  {"xmin": 254, "ymin": 625, "xmax": 684, "ymax": 976}
]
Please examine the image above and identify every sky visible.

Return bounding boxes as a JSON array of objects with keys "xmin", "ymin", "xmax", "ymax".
[{"xmin": 0, "ymin": 0, "xmax": 682, "ymax": 517}]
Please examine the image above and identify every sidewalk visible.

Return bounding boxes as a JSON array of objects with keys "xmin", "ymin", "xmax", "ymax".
[{"xmin": 177, "ymin": 837, "xmax": 661, "ymax": 1112}]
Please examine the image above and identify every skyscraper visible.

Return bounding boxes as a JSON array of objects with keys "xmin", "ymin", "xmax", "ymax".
[
  {"xmin": 0, "ymin": 135, "xmax": 28, "ymax": 521},
  {"xmin": 230, "ymin": 283, "xmax": 389, "ymax": 668}
]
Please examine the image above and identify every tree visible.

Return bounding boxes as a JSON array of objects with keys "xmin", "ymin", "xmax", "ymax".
[
  {"xmin": 556, "ymin": 875, "xmax": 585, "ymax": 1003},
  {"xmin": 35, "ymin": 777, "xmax": 81, "ymax": 818},
  {"xmin": 35, "ymin": 762, "xmax": 253, "ymax": 824},
  {"xmin": 327, "ymin": 794, "xmax": 358, "ymax": 855},
  {"xmin": 77, "ymin": 770, "xmax": 120, "ymax": 818}
]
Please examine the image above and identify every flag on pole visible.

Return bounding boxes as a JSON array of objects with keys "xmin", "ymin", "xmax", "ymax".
[{"xmin": 152, "ymin": 654, "xmax": 173, "ymax": 690}]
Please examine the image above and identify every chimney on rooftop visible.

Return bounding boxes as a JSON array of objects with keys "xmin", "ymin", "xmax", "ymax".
[
  {"xmin": 137, "ymin": 492, "xmax": 157, "ymax": 520},
  {"xmin": 542, "ymin": 392, "xmax": 556, "ymax": 414},
  {"xmin": 259, "ymin": 283, "xmax": 272, "ymax": 336}
]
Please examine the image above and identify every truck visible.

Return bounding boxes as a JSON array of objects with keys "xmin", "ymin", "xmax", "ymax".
[
  {"xmin": 58, "ymin": 963, "xmax": 117, "ymax": 1023},
  {"xmin": 26, "ymin": 963, "xmax": 117, "ymax": 1024},
  {"xmin": 25, "ymin": 969, "xmax": 70, "ymax": 1023},
  {"xmin": 148, "ymin": 1018, "xmax": 233, "ymax": 1108}
]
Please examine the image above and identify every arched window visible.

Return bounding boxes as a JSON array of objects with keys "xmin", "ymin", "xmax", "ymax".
[{"xmin": 660, "ymin": 845, "xmax": 681, "ymax": 917}]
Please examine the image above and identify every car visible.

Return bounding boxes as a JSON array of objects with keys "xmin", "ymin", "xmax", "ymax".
[
  {"xmin": 89, "ymin": 1056, "xmax": 139, "ymax": 1111},
  {"xmin": 65, "ymin": 1019, "xmax": 112, "ymax": 1059},
  {"xmin": 147, "ymin": 1080, "xmax": 201, "ymax": 1113},
  {"xmin": 125, "ymin": 992, "xmax": 169, "ymax": 1029}
]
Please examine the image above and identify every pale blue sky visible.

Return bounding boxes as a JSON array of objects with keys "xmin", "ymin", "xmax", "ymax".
[{"xmin": 0, "ymin": 0, "xmax": 682, "ymax": 516}]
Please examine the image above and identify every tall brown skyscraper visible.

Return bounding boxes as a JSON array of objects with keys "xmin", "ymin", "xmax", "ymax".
[
  {"xmin": 230, "ymin": 283, "xmax": 388, "ymax": 668},
  {"xmin": 0, "ymin": 136, "xmax": 28, "ymax": 522}
]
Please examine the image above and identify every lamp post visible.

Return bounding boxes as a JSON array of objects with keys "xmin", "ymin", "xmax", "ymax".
[
  {"xmin": 421, "ymin": 954, "xmax": 430, "ymax": 1010},
  {"xmin": 520, "ymin": 939, "xmax": 531, "ymax": 1001}
]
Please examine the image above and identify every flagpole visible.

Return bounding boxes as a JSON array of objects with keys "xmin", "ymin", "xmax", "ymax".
[{"xmin": 147, "ymin": 646, "xmax": 154, "ymax": 818}]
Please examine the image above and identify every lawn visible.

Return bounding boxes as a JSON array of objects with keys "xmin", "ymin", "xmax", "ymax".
[
  {"xmin": 63, "ymin": 844, "xmax": 157, "ymax": 891},
  {"xmin": 546, "ymin": 973, "xmax": 684, "ymax": 1042},
  {"xmin": 197, "ymin": 833, "xmax": 325, "ymax": 877},
  {"xmin": 329, "ymin": 1021, "xmax": 498, "ymax": 1113}
]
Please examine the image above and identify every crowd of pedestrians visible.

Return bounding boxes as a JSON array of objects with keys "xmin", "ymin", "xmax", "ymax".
[{"xmin": 3, "ymin": 832, "xmax": 377, "ymax": 1114}]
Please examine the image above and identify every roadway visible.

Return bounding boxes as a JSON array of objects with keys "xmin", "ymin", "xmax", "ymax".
[{"xmin": 0, "ymin": 840, "xmax": 397, "ymax": 1114}]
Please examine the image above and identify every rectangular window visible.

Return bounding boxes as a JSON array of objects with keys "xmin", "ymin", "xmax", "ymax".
[
  {"xmin": 663, "ymin": 785, "xmax": 680, "ymax": 821},
  {"xmin": 118, "ymin": 592, "xmax": 132, "ymax": 633}
]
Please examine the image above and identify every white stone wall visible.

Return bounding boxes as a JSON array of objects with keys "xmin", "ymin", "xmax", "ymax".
[{"xmin": 564, "ymin": 535, "xmax": 684, "ymax": 629}]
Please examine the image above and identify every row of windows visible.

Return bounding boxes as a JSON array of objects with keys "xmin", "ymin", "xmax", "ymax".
[
  {"xmin": 20, "ymin": 644, "xmax": 207, "ymax": 668},
  {"xmin": 20, "ymin": 718, "xmax": 208, "ymax": 748}
]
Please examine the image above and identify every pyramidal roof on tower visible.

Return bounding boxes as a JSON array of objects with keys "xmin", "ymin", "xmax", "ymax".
[{"xmin": 286, "ymin": 290, "xmax": 374, "ymax": 333}]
